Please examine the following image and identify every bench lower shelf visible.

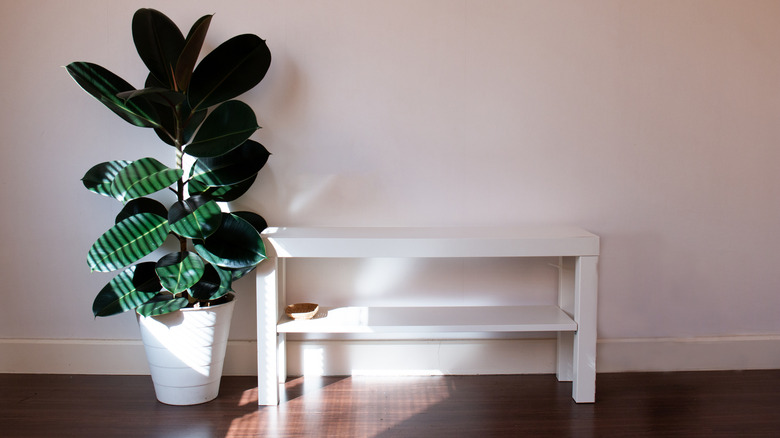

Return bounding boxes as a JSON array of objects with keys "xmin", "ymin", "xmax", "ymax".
[{"xmin": 277, "ymin": 305, "xmax": 577, "ymax": 333}]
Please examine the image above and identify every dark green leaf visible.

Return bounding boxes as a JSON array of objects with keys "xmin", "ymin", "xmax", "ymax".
[
  {"xmin": 228, "ymin": 266, "xmax": 257, "ymax": 282},
  {"xmin": 216, "ymin": 213, "xmax": 267, "ymax": 281},
  {"xmin": 132, "ymin": 8, "xmax": 185, "ymax": 88},
  {"xmin": 190, "ymin": 140, "xmax": 270, "ymax": 187},
  {"xmin": 187, "ymin": 174, "xmax": 257, "ymax": 202},
  {"xmin": 183, "ymin": 108, "xmax": 208, "ymax": 145},
  {"xmin": 185, "ymin": 101, "xmax": 259, "ymax": 158},
  {"xmin": 194, "ymin": 213, "xmax": 266, "ymax": 269},
  {"xmin": 146, "ymin": 73, "xmax": 206, "ymax": 146},
  {"xmin": 152, "ymin": 111, "xmax": 176, "ymax": 145},
  {"xmin": 116, "ymin": 87, "xmax": 185, "ymax": 107},
  {"xmin": 155, "ymin": 251, "xmax": 205, "ymax": 294},
  {"xmin": 82, "ymin": 160, "xmax": 131, "ymax": 198},
  {"xmin": 145, "ymin": 72, "xmax": 166, "ymax": 89},
  {"xmin": 231, "ymin": 211, "xmax": 267, "ymax": 234},
  {"xmin": 189, "ymin": 263, "xmax": 233, "ymax": 301},
  {"xmin": 168, "ymin": 195, "xmax": 222, "ymax": 240},
  {"xmin": 116, "ymin": 198, "xmax": 168, "ymax": 223},
  {"xmin": 188, "ymin": 34, "xmax": 272, "ymax": 110},
  {"xmin": 111, "ymin": 157, "xmax": 183, "ymax": 202},
  {"xmin": 65, "ymin": 62, "xmax": 161, "ymax": 128},
  {"xmin": 87, "ymin": 212, "xmax": 170, "ymax": 272},
  {"xmin": 175, "ymin": 14, "xmax": 213, "ymax": 92},
  {"xmin": 144, "ymin": 75, "xmax": 178, "ymax": 146},
  {"xmin": 136, "ymin": 295, "xmax": 189, "ymax": 316},
  {"xmin": 92, "ymin": 262, "xmax": 161, "ymax": 317}
]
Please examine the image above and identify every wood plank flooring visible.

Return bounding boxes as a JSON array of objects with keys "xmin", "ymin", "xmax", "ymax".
[{"xmin": 2, "ymin": 370, "xmax": 779, "ymax": 437}]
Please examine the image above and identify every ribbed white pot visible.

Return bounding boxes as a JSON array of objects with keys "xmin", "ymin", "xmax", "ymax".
[{"xmin": 137, "ymin": 295, "xmax": 236, "ymax": 405}]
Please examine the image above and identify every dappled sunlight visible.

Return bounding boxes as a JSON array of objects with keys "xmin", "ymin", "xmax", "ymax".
[
  {"xmin": 136, "ymin": 299, "xmax": 235, "ymax": 404},
  {"xmin": 288, "ymin": 174, "xmax": 338, "ymax": 216},
  {"xmin": 351, "ymin": 369, "xmax": 444, "ymax": 377},
  {"xmin": 139, "ymin": 309, "xmax": 228, "ymax": 377},
  {"xmin": 302, "ymin": 345, "xmax": 325, "ymax": 376},
  {"xmin": 222, "ymin": 376, "xmax": 456, "ymax": 437},
  {"xmin": 225, "ymin": 388, "xmax": 266, "ymax": 438},
  {"xmin": 239, "ymin": 377, "xmax": 454, "ymax": 438},
  {"xmin": 238, "ymin": 387, "xmax": 259, "ymax": 407}
]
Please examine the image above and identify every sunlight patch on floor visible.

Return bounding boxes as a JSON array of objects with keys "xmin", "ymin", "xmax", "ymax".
[{"xmin": 227, "ymin": 376, "xmax": 454, "ymax": 437}]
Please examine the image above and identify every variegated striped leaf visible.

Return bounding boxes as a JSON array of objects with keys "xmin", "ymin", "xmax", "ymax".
[
  {"xmin": 110, "ymin": 157, "xmax": 183, "ymax": 203},
  {"xmin": 168, "ymin": 195, "xmax": 222, "ymax": 240},
  {"xmin": 82, "ymin": 160, "xmax": 131, "ymax": 198},
  {"xmin": 190, "ymin": 263, "xmax": 233, "ymax": 301},
  {"xmin": 155, "ymin": 252, "xmax": 205, "ymax": 294},
  {"xmin": 65, "ymin": 62, "xmax": 162, "ymax": 128},
  {"xmin": 87, "ymin": 212, "xmax": 170, "ymax": 272},
  {"xmin": 92, "ymin": 262, "xmax": 161, "ymax": 317},
  {"xmin": 187, "ymin": 174, "xmax": 256, "ymax": 202},
  {"xmin": 115, "ymin": 198, "xmax": 168, "ymax": 224},
  {"xmin": 136, "ymin": 296, "xmax": 189, "ymax": 317}
]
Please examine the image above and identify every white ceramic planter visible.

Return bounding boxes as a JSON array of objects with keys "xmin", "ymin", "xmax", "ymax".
[{"xmin": 137, "ymin": 295, "xmax": 236, "ymax": 405}]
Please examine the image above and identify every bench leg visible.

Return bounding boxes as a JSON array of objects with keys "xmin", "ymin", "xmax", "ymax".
[
  {"xmin": 572, "ymin": 255, "xmax": 598, "ymax": 403},
  {"xmin": 557, "ymin": 257, "xmax": 575, "ymax": 382},
  {"xmin": 257, "ymin": 257, "xmax": 282, "ymax": 405}
]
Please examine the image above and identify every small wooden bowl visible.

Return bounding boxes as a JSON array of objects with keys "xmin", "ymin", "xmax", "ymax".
[{"xmin": 285, "ymin": 303, "xmax": 319, "ymax": 320}]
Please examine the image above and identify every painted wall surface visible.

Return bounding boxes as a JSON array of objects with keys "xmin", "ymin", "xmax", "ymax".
[{"xmin": 1, "ymin": 0, "xmax": 779, "ymax": 349}]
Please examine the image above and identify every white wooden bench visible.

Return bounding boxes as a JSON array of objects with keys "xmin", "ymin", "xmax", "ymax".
[{"xmin": 256, "ymin": 226, "xmax": 599, "ymax": 404}]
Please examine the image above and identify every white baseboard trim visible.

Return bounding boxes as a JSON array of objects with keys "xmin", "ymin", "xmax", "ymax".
[
  {"xmin": 596, "ymin": 334, "xmax": 780, "ymax": 373},
  {"xmin": 2, "ymin": 335, "xmax": 778, "ymax": 375},
  {"xmin": 0, "ymin": 339, "xmax": 258, "ymax": 375}
]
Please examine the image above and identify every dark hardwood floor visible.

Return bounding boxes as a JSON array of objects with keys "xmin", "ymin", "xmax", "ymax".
[{"xmin": 2, "ymin": 370, "xmax": 779, "ymax": 437}]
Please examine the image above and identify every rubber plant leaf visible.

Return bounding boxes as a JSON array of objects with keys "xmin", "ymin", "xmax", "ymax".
[
  {"xmin": 65, "ymin": 62, "xmax": 161, "ymax": 128},
  {"xmin": 223, "ymin": 211, "xmax": 268, "ymax": 281},
  {"xmin": 168, "ymin": 195, "xmax": 222, "ymax": 240},
  {"xmin": 82, "ymin": 160, "xmax": 131, "ymax": 197},
  {"xmin": 136, "ymin": 295, "xmax": 189, "ymax": 317},
  {"xmin": 155, "ymin": 251, "xmax": 205, "ymax": 294},
  {"xmin": 146, "ymin": 73, "xmax": 207, "ymax": 147},
  {"xmin": 144, "ymin": 74, "xmax": 177, "ymax": 146},
  {"xmin": 185, "ymin": 101, "xmax": 259, "ymax": 158},
  {"xmin": 148, "ymin": 101, "xmax": 206, "ymax": 147},
  {"xmin": 87, "ymin": 212, "xmax": 170, "ymax": 272},
  {"xmin": 182, "ymin": 108, "xmax": 208, "ymax": 145},
  {"xmin": 228, "ymin": 266, "xmax": 257, "ymax": 282},
  {"xmin": 194, "ymin": 213, "xmax": 266, "ymax": 269},
  {"xmin": 189, "ymin": 263, "xmax": 233, "ymax": 301},
  {"xmin": 140, "ymin": 72, "xmax": 209, "ymax": 145},
  {"xmin": 187, "ymin": 174, "xmax": 257, "ymax": 202},
  {"xmin": 190, "ymin": 140, "xmax": 270, "ymax": 187},
  {"xmin": 132, "ymin": 8, "xmax": 185, "ymax": 89},
  {"xmin": 175, "ymin": 14, "xmax": 213, "ymax": 92},
  {"xmin": 116, "ymin": 87, "xmax": 185, "ymax": 107},
  {"xmin": 110, "ymin": 157, "xmax": 183, "ymax": 203},
  {"xmin": 231, "ymin": 211, "xmax": 268, "ymax": 234},
  {"xmin": 92, "ymin": 262, "xmax": 161, "ymax": 317},
  {"xmin": 115, "ymin": 197, "xmax": 168, "ymax": 224},
  {"xmin": 188, "ymin": 34, "xmax": 272, "ymax": 111}
]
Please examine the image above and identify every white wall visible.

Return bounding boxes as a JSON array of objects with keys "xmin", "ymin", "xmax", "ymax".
[{"xmin": 1, "ymin": 0, "xmax": 780, "ymax": 372}]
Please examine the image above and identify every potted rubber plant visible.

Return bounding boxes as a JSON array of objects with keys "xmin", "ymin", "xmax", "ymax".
[{"xmin": 66, "ymin": 8, "xmax": 272, "ymax": 405}]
